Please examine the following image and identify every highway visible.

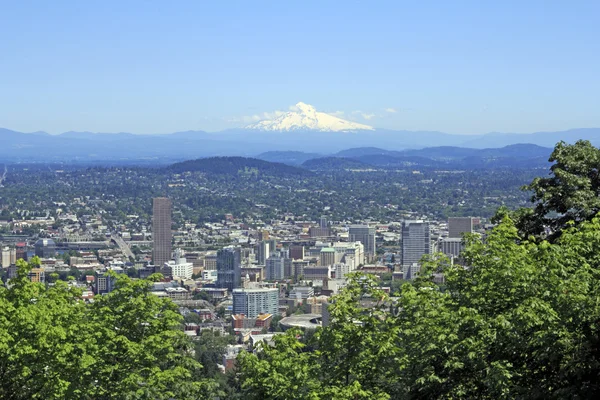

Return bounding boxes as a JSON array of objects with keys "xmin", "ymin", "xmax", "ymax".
[
  {"xmin": 111, "ymin": 234, "xmax": 136, "ymax": 259},
  {"xmin": 0, "ymin": 165, "xmax": 6, "ymax": 186}
]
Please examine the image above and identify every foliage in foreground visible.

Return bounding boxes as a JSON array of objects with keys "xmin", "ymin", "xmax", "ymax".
[
  {"xmin": 0, "ymin": 259, "xmax": 217, "ymax": 400},
  {"xmin": 237, "ymin": 215, "xmax": 600, "ymax": 399}
]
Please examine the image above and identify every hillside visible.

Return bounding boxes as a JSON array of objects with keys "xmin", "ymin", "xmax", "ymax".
[
  {"xmin": 301, "ymin": 157, "xmax": 370, "ymax": 170},
  {"xmin": 168, "ymin": 156, "xmax": 312, "ymax": 176},
  {"xmin": 256, "ymin": 151, "xmax": 322, "ymax": 165}
]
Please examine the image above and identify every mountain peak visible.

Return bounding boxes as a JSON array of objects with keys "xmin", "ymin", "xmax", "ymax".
[
  {"xmin": 295, "ymin": 102, "xmax": 316, "ymax": 115},
  {"xmin": 246, "ymin": 102, "xmax": 374, "ymax": 132}
]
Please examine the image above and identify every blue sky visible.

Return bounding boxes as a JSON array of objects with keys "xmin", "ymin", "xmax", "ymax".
[{"xmin": 1, "ymin": 0, "xmax": 599, "ymax": 134}]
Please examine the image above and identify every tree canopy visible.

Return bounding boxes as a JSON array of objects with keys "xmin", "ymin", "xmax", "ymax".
[
  {"xmin": 514, "ymin": 139, "xmax": 600, "ymax": 240},
  {"xmin": 0, "ymin": 258, "xmax": 217, "ymax": 399}
]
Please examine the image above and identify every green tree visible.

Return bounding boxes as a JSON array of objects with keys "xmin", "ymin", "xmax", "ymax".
[
  {"xmin": 514, "ymin": 140, "xmax": 600, "ymax": 240},
  {"xmin": 194, "ymin": 330, "xmax": 236, "ymax": 378},
  {"xmin": 237, "ymin": 330, "xmax": 321, "ymax": 400},
  {"xmin": 0, "ymin": 258, "xmax": 219, "ymax": 399}
]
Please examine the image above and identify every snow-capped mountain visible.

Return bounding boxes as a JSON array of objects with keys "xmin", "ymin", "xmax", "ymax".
[{"xmin": 246, "ymin": 102, "xmax": 374, "ymax": 132}]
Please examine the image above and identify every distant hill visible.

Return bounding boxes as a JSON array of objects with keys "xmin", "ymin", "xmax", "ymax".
[
  {"xmin": 0, "ymin": 125, "xmax": 584, "ymax": 164},
  {"xmin": 301, "ymin": 144, "xmax": 553, "ymax": 171},
  {"xmin": 168, "ymin": 156, "xmax": 312, "ymax": 176},
  {"xmin": 403, "ymin": 144, "xmax": 552, "ymax": 160},
  {"xmin": 353, "ymin": 154, "xmax": 443, "ymax": 168},
  {"xmin": 335, "ymin": 147, "xmax": 404, "ymax": 158},
  {"xmin": 256, "ymin": 151, "xmax": 322, "ymax": 165},
  {"xmin": 336, "ymin": 144, "xmax": 551, "ymax": 161},
  {"xmin": 301, "ymin": 157, "xmax": 370, "ymax": 170}
]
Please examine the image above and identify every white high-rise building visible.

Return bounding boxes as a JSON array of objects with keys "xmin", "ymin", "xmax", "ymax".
[
  {"xmin": 232, "ymin": 288, "xmax": 279, "ymax": 318},
  {"xmin": 164, "ymin": 248, "xmax": 194, "ymax": 279},
  {"xmin": 401, "ymin": 221, "xmax": 431, "ymax": 268}
]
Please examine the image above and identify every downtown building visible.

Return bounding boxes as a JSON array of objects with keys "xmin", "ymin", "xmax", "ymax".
[
  {"xmin": 401, "ymin": 220, "xmax": 431, "ymax": 279},
  {"xmin": 265, "ymin": 255, "xmax": 292, "ymax": 281},
  {"xmin": 448, "ymin": 217, "xmax": 474, "ymax": 238},
  {"xmin": 217, "ymin": 246, "xmax": 242, "ymax": 291},
  {"xmin": 439, "ymin": 237, "xmax": 464, "ymax": 258},
  {"xmin": 349, "ymin": 225, "xmax": 376, "ymax": 260},
  {"xmin": 152, "ymin": 197, "xmax": 172, "ymax": 267},
  {"xmin": 163, "ymin": 248, "xmax": 194, "ymax": 280},
  {"xmin": 232, "ymin": 287, "xmax": 279, "ymax": 318}
]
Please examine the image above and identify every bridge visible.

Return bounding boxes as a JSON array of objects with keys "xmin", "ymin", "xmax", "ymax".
[{"xmin": 111, "ymin": 234, "xmax": 135, "ymax": 259}]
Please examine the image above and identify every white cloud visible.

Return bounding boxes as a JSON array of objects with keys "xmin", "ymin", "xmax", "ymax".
[
  {"xmin": 262, "ymin": 110, "xmax": 286, "ymax": 119},
  {"xmin": 361, "ymin": 113, "xmax": 376, "ymax": 120},
  {"xmin": 384, "ymin": 108, "xmax": 397, "ymax": 113}
]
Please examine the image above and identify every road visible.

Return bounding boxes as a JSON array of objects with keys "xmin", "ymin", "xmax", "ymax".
[
  {"xmin": 0, "ymin": 165, "xmax": 6, "ymax": 186},
  {"xmin": 111, "ymin": 234, "xmax": 135, "ymax": 260}
]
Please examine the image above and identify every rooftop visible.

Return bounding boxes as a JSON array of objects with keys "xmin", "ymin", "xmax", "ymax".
[{"xmin": 280, "ymin": 313, "xmax": 322, "ymax": 330}]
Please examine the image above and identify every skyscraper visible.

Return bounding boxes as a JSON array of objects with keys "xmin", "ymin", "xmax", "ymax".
[
  {"xmin": 265, "ymin": 255, "xmax": 286, "ymax": 280},
  {"xmin": 256, "ymin": 241, "xmax": 270, "ymax": 265},
  {"xmin": 448, "ymin": 217, "xmax": 473, "ymax": 238},
  {"xmin": 319, "ymin": 216, "xmax": 328, "ymax": 229},
  {"xmin": 217, "ymin": 246, "xmax": 242, "ymax": 291},
  {"xmin": 152, "ymin": 197, "xmax": 172, "ymax": 266},
  {"xmin": 401, "ymin": 220, "xmax": 431, "ymax": 268},
  {"xmin": 349, "ymin": 225, "xmax": 376, "ymax": 259}
]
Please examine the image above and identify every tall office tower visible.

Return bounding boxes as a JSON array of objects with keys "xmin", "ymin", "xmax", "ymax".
[
  {"xmin": 349, "ymin": 225, "xmax": 376, "ymax": 258},
  {"xmin": 152, "ymin": 197, "xmax": 172, "ymax": 266},
  {"xmin": 232, "ymin": 288, "xmax": 279, "ymax": 318},
  {"xmin": 217, "ymin": 246, "xmax": 241, "ymax": 291},
  {"xmin": 256, "ymin": 241, "xmax": 270, "ymax": 265},
  {"xmin": 448, "ymin": 217, "xmax": 473, "ymax": 238},
  {"xmin": 265, "ymin": 255, "xmax": 286, "ymax": 280},
  {"xmin": 319, "ymin": 216, "xmax": 328, "ymax": 229},
  {"xmin": 401, "ymin": 220, "xmax": 431, "ymax": 267}
]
